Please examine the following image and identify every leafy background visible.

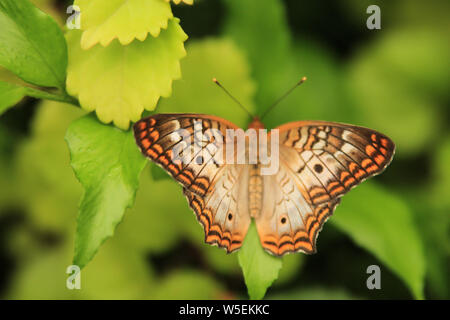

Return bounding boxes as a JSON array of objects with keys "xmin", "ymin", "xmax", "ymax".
[{"xmin": 0, "ymin": 0, "xmax": 449, "ymax": 300}]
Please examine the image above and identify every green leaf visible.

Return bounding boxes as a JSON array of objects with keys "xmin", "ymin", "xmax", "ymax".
[
  {"xmin": 332, "ymin": 182, "xmax": 425, "ymax": 299},
  {"xmin": 65, "ymin": 114, "xmax": 147, "ymax": 269},
  {"xmin": 0, "ymin": 0, "xmax": 67, "ymax": 88},
  {"xmin": 238, "ymin": 222, "xmax": 282, "ymax": 300},
  {"xmin": 0, "ymin": 81, "xmax": 26, "ymax": 115},
  {"xmin": 75, "ymin": 0, "xmax": 173, "ymax": 49},
  {"xmin": 66, "ymin": 18, "xmax": 187, "ymax": 130}
]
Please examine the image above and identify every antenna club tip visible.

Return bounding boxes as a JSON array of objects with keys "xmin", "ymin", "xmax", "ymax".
[
  {"xmin": 212, "ymin": 77, "xmax": 218, "ymax": 83},
  {"xmin": 301, "ymin": 76, "xmax": 307, "ymax": 82}
]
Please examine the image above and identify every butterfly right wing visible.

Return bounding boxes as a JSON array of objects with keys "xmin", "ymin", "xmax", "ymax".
[
  {"xmin": 254, "ymin": 163, "xmax": 340, "ymax": 256},
  {"xmin": 255, "ymin": 121, "xmax": 395, "ymax": 256}
]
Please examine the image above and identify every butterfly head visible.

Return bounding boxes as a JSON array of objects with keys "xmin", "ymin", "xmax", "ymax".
[{"xmin": 248, "ymin": 116, "xmax": 265, "ymax": 130}]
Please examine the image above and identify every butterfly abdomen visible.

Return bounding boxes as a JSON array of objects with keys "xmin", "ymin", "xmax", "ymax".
[{"xmin": 249, "ymin": 165, "xmax": 263, "ymax": 218}]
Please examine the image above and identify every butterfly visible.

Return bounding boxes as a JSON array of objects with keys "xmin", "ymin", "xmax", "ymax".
[{"xmin": 133, "ymin": 79, "xmax": 395, "ymax": 256}]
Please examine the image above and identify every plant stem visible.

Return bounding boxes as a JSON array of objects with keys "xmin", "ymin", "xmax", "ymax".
[{"xmin": 24, "ymin": 87, "xmax": 80, "ymax": 107}]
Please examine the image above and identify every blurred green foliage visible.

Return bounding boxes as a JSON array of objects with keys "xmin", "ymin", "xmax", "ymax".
[{"xmin": 0, "ymin": 0, "xmax": 448, "ymax": 300}]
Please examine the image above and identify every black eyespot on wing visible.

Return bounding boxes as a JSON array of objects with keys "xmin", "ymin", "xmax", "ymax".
[{"xmin": 314, "ymin": 164, "xmax": 323, "ymax": 173}]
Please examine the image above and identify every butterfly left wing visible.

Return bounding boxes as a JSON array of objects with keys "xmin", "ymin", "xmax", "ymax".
[
  {"xmin": 255, "ymin": 121, "xmax": 395, "ymax": 256},
  {"xmin": 134, "ymin": 114, "xmax": 251, "ymax": 253}
]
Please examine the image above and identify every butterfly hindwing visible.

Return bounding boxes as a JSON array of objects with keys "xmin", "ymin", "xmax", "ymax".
[
  {"xmin": 254, "ymin": 163, "xmax": 341, "ymax": 255},
  {"xmin": 183, "ymin": 164, "xmax": 251, "ymax": 253}
]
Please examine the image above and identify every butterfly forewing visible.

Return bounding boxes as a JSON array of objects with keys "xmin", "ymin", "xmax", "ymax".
[
  {"xmin": 134, "ymin": 114, "xmax": 239, "ymax": 196},
  {"xmin": 277, "ymin": 121, "xmax": 395, "ymax": 203}
]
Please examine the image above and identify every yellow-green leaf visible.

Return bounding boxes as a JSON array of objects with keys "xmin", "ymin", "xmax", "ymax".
[
  {"xmin": 75, "ymin": 0, "xmax": 173, "ymax": 49},
  {"xmin": 66, "ymin": 18, "xmax": 187, "ymax": 130}
]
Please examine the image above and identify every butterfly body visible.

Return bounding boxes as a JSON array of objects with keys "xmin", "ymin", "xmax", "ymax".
[{"xmin": 134, "ymin": 113, "xmax": 395, "ymax": 256}]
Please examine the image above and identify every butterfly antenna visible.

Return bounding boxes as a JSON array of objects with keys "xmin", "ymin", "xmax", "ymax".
[
  {"xmin": 213, "ymin": 78, "xmax": 254, "ymax": 118},
  {"xmin": 260, "ymin": 76, "xmax": 307, "ymax": 120}
]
